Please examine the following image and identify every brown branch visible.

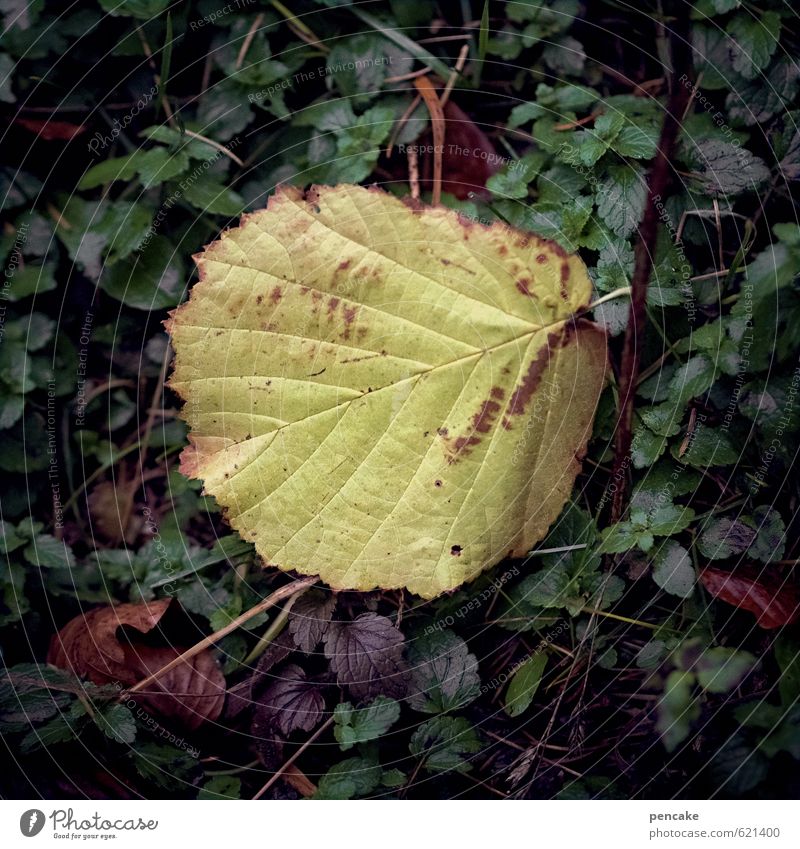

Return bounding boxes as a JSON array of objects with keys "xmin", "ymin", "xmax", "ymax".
[{"xmin": 610, "ymin": 14, "xmax": 693, "ymax": 523}]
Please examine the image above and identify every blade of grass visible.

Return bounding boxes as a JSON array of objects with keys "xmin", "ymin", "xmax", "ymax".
[
  {"xmin": 474, "ymin": 0, "xmax": 489, "ymax": 86},
  {"xmin": 351, "ymin": 8, "xmax": 452, "ymax": 80}
]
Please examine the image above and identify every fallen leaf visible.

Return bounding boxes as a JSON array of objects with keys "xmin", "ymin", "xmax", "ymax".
[
  {"xmin": 47, "ymin": 600, "xmax": 225, "ymax": 729},
  {"xmin": 700, "ymin": 565, "xmax": 800, "ymax": 629},
  {"xmin": 430, "ymin": 100, "xmax": 503, "ymax": 199},
  {"xmin": 168, "ymin": 183, "xmax": 608, "ymax": 598},
  {"xmin": 324, "ymin": 613, "xmax": 409, "ymax": 699},
  {"xmin": 287, "ymin": 589, "xmax": 336, "ymax": 653},
  {"xmin": 251, "ymin": 663, "xmax": 325, "ymax": 736},
  {"xmin": 15, "ymin": 118, "xmax": 87, "ymax": 141}
]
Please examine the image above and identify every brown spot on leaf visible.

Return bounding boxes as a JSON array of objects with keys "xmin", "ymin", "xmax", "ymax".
[
  {"xmin": 536, "ymin": 254, "xmax": 547, "ymax": 264},
  {"xmin": 507, "ymin": 330, "xmax": 564, "ymax": 416},
  {"xmin": 338, "ymin": 259, "xmax": 351, "ymax": 271},
  {"xmin": 444, "ymin": 397, "xmax": 502, "ymax": 463},
  {"xmin": 434, "ymin": 479, "xmax": 443, "ymax": 487},
  {"xmin": 560, "ymin": 262, "xmax": 570, "ymax": 300},
  {"xmin": 491, "ymin": 387, "xmax": 505, "ymax": 400},
  {"xmin": 342, "ymin": 304, "xmax": 359, "ymax": 340},
  {"xmin": 256, "ymin": 294, "xmax": 263, "ymax": 305},
  {"xmin": 270, "ymin": 286, "xmax": 283, "ymax": 304},
  {"xmin": 327, "ymin": 296, "xmax": 340, "ymax": 315},
  {"xmin": 450, "ymin": 545, "xmax": 462, "ymax": 556},
  {"xmin": 516, "ymin": 278, "xmax": 532, "ymax": 297}
]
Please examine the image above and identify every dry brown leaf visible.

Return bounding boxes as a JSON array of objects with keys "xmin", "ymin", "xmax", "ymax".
[
  {"xmin": 699, "ymin": 565, "xmax": 800, "ymax": 629},
  {"xmin": 47, "ymin": 600, "xmax": 225, "ymax": 729}
]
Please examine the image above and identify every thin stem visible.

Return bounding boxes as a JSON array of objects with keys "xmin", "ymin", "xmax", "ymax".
[
  {"xmin": 241, "ymin": 588, "xmax": 306, "ymax": 667},
  {"xmin": 589, "ymin": 286, "xmax": 632, "ymax": 309},
  {"xmin": 252, "ymin": 715, "xmax": 334, "ymax": 799},
  {"xmin": 124, "ymin": 576, "xmax": 317, "ymax": 697}
]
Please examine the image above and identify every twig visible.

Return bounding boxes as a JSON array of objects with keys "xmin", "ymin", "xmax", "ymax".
[
  {"xmin": 385, "ymin": 94, "xmax": 421, "ymax": 156},
  {"xmin": 236, "ymin": 13, "xmax": 264, "ymax": 70},
  {"xmin": 125, "ymin": 576, "xmax": 318, "ymax": 696},
  {"xmin": 183, "ymin": 129, "xmax": 244, "ymax": 166},
  {"xmin": 385, "ymin": 67, "xmax": 432, "ymax": 83},
  {"xmin": 439, "ymin": 43, "xmax": 470, "ymax": 108},
  {"xmin": 413, "ymin": 76, "xmax": 445, "ymax": 205},
  {"xmin": 241, "ymin": 587, "xmax": 306, "ymax": 666},
  {"xmin": 252, "ymin": 715, "xmax": 334, "ymax": 799},
  {"xmin": 609, "ymin": 15, "xmax": 693, "ymax": 522},
  {"xmin": 554, "ymin": 111, "xmax": 602, "ymax": 131},
  {"xmin": 408, "ymin": 145, "xmax": 420, "ymax": 199}
]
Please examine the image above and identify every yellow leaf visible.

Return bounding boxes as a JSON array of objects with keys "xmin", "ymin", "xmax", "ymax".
[{"xmin": 168, "ymin": 184, "xmax": 607, "ymax": 598}]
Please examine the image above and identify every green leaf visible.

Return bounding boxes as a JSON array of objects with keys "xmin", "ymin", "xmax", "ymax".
[
  {"xmin": 135, "ymin": 147, "xmax": 190, "ymax": 189},
  {"xmin": 596, "ymin": 165, "xmax": 646, "ymax": 238},
  {"xmin": 181, "ymin": 175, "xmax": 244, "ymax": 216},
  {"xmin": 695, "ymin": 647, "xmax": 755, "ymax": 693},
  {"xmin": 100, "ymin": 235, "xmax": 185, "ymax": 311},
  {"xmin": 688, "ymin": 139, "xmax": 770, "ymax": 197},
  {"xmin": 504, "ymin": 653, "xmax": 547, "ymax": 717},
  {"xmin": 96, "ymin": 704, "xmax": 137, "ymax": 744},
  {"xmin": 79, "ymin": 152, "xmax": 144, "ymax": 189},
  {"xmin": 315, "ymin": 756, "xmax": 382, "ymax": 800},
  {"xmin": 20, "ymin": 713, "xmax": 80, "ymax": 753},
  {"xmin": 652, "ymin": 541, "xmax": 695, "ymax": 598},
  {"xmin": 639, "ymin": 402, "xmax": 683, "ymax": 438},
  {"xmin": 697, "ymin": 517, "xmax": 756, "ymax": 560},
  {"xmin": 334, "ymin": 696, "xmax": 400, "ymax": 751},
  {"xmin": 198, "ymin": 775, "xmax": 242, "ymax": 800},
  {"xmin": 648, "ymin": 504, "xmax": 696, "ymax": 536},
  {"xmin": 774, "ymin": 635, "xmax": 800, "ymax": 707},
  {"xmin": 406, "ymin": 630, "xmax": 480, "ymax": 713},
  {"xmin": 515, "ymin": 563, "xmax": 571, "ymax": 607},
  {"xmin": 97, "ymin": 0, "xmax": 169, "ymax": 20},
  {"xmin": 129, "ymin": 742, "xmax": 199, "ymax": 789},
  {"xmin": 747, "ymin": 506, "xmax": 786, "ymax": 563},
  {"xmin": 726, "ymin": 56, "xmax": 799, "ymax": 125},
  {"xmin": 23, "ymin": 535, "xmax": 75, "ymax": 569},
  {"xmin": 0, "ymin": 53, "xmax": 16, "ymax": 103},
  {"xmin": 668, "ymin": 354, "xmax": 717, "ymax": 405},
  {"xmin": 672, "ymin": 426, "xmax": 738, "ymax": 468},
  {"xmin": 598, "ymin": 522, "xmax": 644, "ymax": 554},
  {"xmin": 409, "ymin": 716, "xmax": 482, "ymax": 773},
  {"xmin": 168, "ymin": 184, "xmax": 607, "ymax": 598},
  {"xmin": 631, "ymin": 425, "xmax": 668, "ymax": 468},
  {"xmin": 657, "ymin": 670, "xmax": 699, "ymax": 752},
  {"xmin": 613, "ymin": 125, "xmax": 658, "ymax": 159},
  {"xmin": 0, "ymin": 521, "xmax": 25, "ymax": 553},
  {"xmin": 727, "ymin": 12, "xmax": 781, "ymax": 80}
]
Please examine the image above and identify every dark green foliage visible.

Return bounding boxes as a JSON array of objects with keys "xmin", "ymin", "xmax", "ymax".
[{"xmin": 2, "ymin": 0, "xmax": 799, "ymax": 801}]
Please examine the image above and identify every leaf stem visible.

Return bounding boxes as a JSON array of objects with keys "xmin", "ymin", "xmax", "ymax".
[
  {"xmin": 252, "ymin": 715, "xmax": 334, "ymax": 799},
  {"xmin": 240, "ymin": 588, "xmax": 306, "ymax": 667},
  {"xmin": 589, "ymin": 286, "xmax": 632, "ymax": 309}
]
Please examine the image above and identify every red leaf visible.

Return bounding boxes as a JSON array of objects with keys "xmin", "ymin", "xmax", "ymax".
[
  {"xmin": 47, "ymin": 600, "xmax": 225, "ymax": 729},
  {"xmin": 700, "ymin": 565, "xmax": 800, "ymax": 629},
  {"xmin": 15, "ymin": 118, "xmax": 87, "ymax": 141}
]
